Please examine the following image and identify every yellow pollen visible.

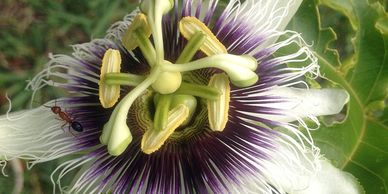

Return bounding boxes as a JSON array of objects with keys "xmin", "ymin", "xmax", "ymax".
[
  {"xmin": 98, "ymin": 49, "xmax": 122, "ymax": 108},
  {"xmin": 122, "ymin": 13, "xmax": 152, "ymax": 51},
  {"xmin": 179, "ymin": 16, "xmax": 227, "ymax": 56},
  {"xmin": 141, "ymin": 104, "xmax": 189, "ymax": 154},
  {"xmin": 207, "ymin": 73, "xmax": 230, "ymax": 131}
]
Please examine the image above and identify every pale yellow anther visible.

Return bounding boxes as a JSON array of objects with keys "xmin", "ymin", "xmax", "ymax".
[
  {"xmin": 99, "ymin": 49, "xmax": 122, "ymax": 108},
  {"xmin": 207, "ymin": 73, "xmax": 230, "ymax": 131},
  {"xmin": 122, "ymin": 13, "xmax": 152, "ymax": 51},
  {"xmin": 141, "ymin": 104, "xmax": 189, "ymax": 154},
  {"xmin": 179, "ymin": 17, "xmax": 227, "ymax": 56}
]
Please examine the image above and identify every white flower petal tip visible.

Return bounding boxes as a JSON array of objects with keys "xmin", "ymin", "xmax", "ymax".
[
  {"xmin": 293, "ymin": 159, "xmax": 364, "ymax": 194},
  {"xmin": 237, "ymin": 0, "xmax": 304, "ymax": 49},
  {"xmin": 276, "ymin": 0, "xmax": 303, "ymax": 34},
  {"xmin": 0, "ymin": 104, "xmax": 76, "ymax": 166},
  {"xmin": 260, "ymin": 87, "xmax": 349, "ymax": 123}
]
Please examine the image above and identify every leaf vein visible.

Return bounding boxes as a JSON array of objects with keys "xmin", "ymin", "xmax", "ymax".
[{"xmin": 348, "ymin": 160, "xmax": 388, "ymax": 192}]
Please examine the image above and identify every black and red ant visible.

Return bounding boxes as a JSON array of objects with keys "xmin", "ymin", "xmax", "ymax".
[{"xmin": 44, "ymin": 101, "xmax": 83, "ymax": 135}]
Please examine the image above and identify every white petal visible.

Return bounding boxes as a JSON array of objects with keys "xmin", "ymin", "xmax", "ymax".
[
  {"xmin": 223, "ymin": 135, "xmax": 321, "ymax": 194},
  {"xmin": 262, "ymin": 143, "xmax": 362, "ymax": 194},
  {"xmin": 293, "ymin": 159, "xmax": 364, "ymax": 194},
  {"xmin": 247, "ymin": 0, "xmax": 303, "ymax": 48},
  {"xmin": 275, "ymin": 0, "xmax": 303, "ymax": 33},
  {"xmin": 237, "ymin": 139, "xmax": 362, "ymax": 194},
  {"xmin": 0, "ymin": 102, "xmax": 77, "ymax": 168},
  {"xmin": 219, "ymin": 0, "xmax": 303, "ymax": 51},
  {"xmin": 259, "ymin": 138, "xmax": 320, "ymax": 194},
  {"xmin": 259, "ymin": 87, "xmax": 349, "ymax": 123}
]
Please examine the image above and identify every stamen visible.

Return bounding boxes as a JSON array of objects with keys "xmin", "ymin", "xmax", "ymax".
[
  {"xmin": 207, "ymin": 73, "xmax": 230, "ymax": 132},
  {"xmin": 153, "ymin": 94, "xmax": 172, "ymax": 131},
  {"xmin": 98, "ymin": 49, "xmax": 122, "ymax": 108},
  {"xmin": 122, "ymin": 13, "xmax": 152, "ymax": 51},
  {"xmin": 179, "ymin": 16, "xmax": 227, "ymax": 56},
  {"xmin": 162, "ymin": 54, "xmax": 259, "ymax": 87},
  {"xmin": 105, "ymin": 73, "xmax": 145, "ymax": 86},
  {"xmin": 141, "ymin": 104, "xmax": 189, "ymax": 154},
  {"xmin": 122, "ymin": 13, "xmax": 156, "ymax": 66},
  {"xmin": 100, "ymin": 67, "xmax": 161, "ymax": 156},
  {"xmin": 174, "ymin": 82, "xmax": 220, "ymax": 100},
  {"xmin": 176, "ymin": 31, "xmax": 206, "ymax": 63}
]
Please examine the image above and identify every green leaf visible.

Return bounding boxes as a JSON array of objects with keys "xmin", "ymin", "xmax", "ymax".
[{"xmin": 288, "ymin": 0, "xmax": 388, "ymax": 193}]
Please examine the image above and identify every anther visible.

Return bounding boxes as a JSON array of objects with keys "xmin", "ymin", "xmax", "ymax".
[
  {"xmin": 170, "ymin": 95, "xmax": 197, "ymax": 126},
  {"xmin": 141, "ymin": 104, "xmax": 189, "ymax": 154},
  {"xmin": 122, "ymin": 13, "xmax": 152, "ymax": 51},
  {"xmin": 122, "ymin": 13, "xmax": 156, "ymax": 66},
  {"xmin": 207, "ymin": 73, "xmax": 230, "ymax": 132},
  {"xmin": 98, "ymin": 49, "xmax": 122, "ymax": 108},
  {"xmin": 179, "ymin": 17, "xmax": 227, "ymax": 56}
]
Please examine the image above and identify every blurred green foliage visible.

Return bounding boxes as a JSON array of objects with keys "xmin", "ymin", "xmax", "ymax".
[
  {"xmin": 0, "ymin": 0, "xmax": 136, "ymax": 193},
  {"xmin": 0, "ymin": 0, "xmax": 137, "ymax": 112}
]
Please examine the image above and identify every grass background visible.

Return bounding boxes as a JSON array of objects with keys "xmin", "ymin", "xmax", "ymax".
[{"xmin": 0, "ymin": 0, "xmax": 136, "ymax": 193}]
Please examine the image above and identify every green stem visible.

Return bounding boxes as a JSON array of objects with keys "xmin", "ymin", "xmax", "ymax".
[
  {"xmin": 105, "ymin": 73, "xmax": 145, "ymax": 86},
  {"xmin": 176, "ymin": 31, "xmax": 206, "ymax": 63},
  {"xmin": 175, "ymin": 82, "xmax": 220, "ymax": 100},
  {"xmin": 153, "ymin": 94, "xmax": 172, "ymax": 131},
  {"xmin": 133, "ymin": 29, "xmax": 156, "ymax": 66}
]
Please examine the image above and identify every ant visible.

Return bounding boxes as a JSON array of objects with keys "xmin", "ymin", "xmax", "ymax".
[{"xmin": 44, "ymin": 101, "xmax": 83, "ymax": 135}]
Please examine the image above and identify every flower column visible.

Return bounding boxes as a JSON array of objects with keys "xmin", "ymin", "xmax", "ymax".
[{"xmin": 98, "ymin": 0, "xmax": 259, "ymax": 156}]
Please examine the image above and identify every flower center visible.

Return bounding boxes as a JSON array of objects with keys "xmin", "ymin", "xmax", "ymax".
[{"xmin": 98, "ymin": 0, "xmax": 259, "ymax": 156}]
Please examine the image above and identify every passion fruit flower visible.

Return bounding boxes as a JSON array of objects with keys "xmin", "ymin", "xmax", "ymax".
[{"xmin": 0, "ymin": 0, "xmax": 359, "ymax": 193}]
